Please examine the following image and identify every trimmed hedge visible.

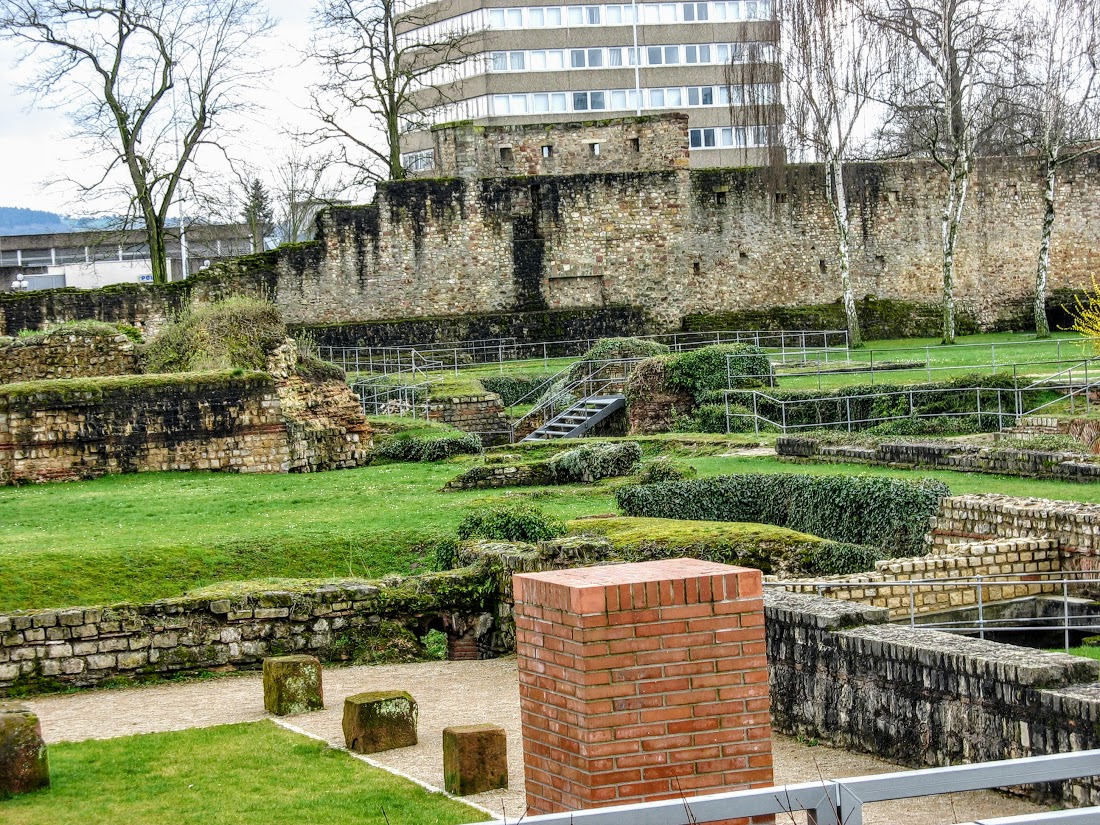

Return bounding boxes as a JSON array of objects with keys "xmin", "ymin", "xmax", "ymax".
[
  {"xmin": 375, "ymin": 432, "xmax": 483, "ymax": 462},
  {"xmin": 480, "ymin": 373, "xmax": 554, "ymax": 406},
  {"xmin": 616, "ymin": 472, "xmax": 949, "ymax": 557},
  {"xmin": 547, "ymin": 441, "xmax": 642, "ymax": 482},
  {"xmin": 666, "ymin": 344, "xmax": 772, "ymax": 399},
  {"xmin": 457, "ymin": 501, "xmax": 565, "ymax": 543}
]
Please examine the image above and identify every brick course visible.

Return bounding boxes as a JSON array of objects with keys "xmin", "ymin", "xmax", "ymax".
[{"xmin": 513, "ymin": 559, "xmax": 772, "ymax": 818}]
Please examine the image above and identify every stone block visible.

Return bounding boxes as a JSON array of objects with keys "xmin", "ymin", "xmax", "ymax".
[
  {"xmin": 262, "ymin": 655, "xmax": 324, "ymax": 716},
  {"xmin": 0, "ymin": 704, "xmax": 49, "ymax": 798},
  {"xmin": 342, "ymin": 691, "xmax": 417, "ymax": 754},
  {"xmin": 443, "ymin": 724, "xmax": 508, "ymax": 796}
]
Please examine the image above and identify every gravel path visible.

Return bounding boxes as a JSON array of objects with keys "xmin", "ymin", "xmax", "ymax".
[{"xmin": 25, "ymin": 658, "xmax": 1046, "ymax": 823}]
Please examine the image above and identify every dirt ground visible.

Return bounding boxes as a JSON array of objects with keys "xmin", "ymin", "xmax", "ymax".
[{"xmin": 25, "ymin": 658, "xmax": 1048, "ymax": 823}]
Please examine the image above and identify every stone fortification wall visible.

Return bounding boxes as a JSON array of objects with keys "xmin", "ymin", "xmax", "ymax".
[
  {"xmin": 766, "ymin": 590, "xmax": 1100, "ymax": 806},
  {"xmin": 427, "ymin": 393, "xmax": 510, "ymax": 445},
  {"xmin": 777, "ymin": 437, "xmax": 1100, "ymax": 483},
  {"xmin": 930, "ymin": 494, "xmax": 1100, "ymax": 570},
  {"xmin": 4, "ymin": 155, "xmax": 1100, "ymax": 339},
  {"xmin": 427, "ymin": 114, "xmax": 691, "ymax": 179},
  {"xmin": 0, "ymin": 372, "xmax": 290, "ymax": 485},
  {"xmin": 0, "ymin": 330, "xmax": 140, "ymax": 384}
]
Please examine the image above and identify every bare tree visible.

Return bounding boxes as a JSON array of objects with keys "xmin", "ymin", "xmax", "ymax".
[
  {"xmin": 864, "ymin": 0, "xmax": 1017, "ymax": 343},
  {"xmin": 272, "ymin": 146, "xmax": 349, "ymax": 244},
  {"xmin": 0, "ymin": 0, "xmax": 274, "ymax": 284},
  {"xmin": 309, "ymin": 0, "xmax": 480, "ymax": 182},
  {"xmin": 781, "ymin": 0, "xmax": 888, "ymax": 349},
  {"xmin": 1015, "ymin": 0, "xmax": 1100, "ymax": 338}
]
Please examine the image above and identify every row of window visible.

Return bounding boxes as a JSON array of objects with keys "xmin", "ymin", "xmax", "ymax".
[
  {"xmin": 489, "ymin": 41, "xmax": 774, "ymax": 71},
  {"xmin": 490, "ymin": 82, "xmax": 776, "ymax": 114},
  {"xmin": 689, "ymin": 125, "xmax": 772, "ymax": 148},
  {"xmin": 403, "ymin": 1, "xmax": 775, "ymax": 47},
  {"xmin": 486, "ymin": 1, "xmax": 774, "ymax": 29}
]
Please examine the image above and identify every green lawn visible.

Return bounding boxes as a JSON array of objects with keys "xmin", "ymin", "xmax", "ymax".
[
  {"xmin": 0, "ymin": 461, "xmax": 614, "ymax": 611},
  {"xmin": 0, "ymin": 721, "xmax": 486, "ymax": 825}
]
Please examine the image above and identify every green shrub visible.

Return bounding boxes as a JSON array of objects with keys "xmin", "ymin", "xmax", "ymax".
[
  {"xmin": 142, "ymin": 298, "xmax": 286, "ymax": 373},
  {"xmin": 635, "ymin": 457, "xmax": 697, "ymax": 484},
  {"xmin": 802, "ymin": 542, "xmax": 886, "ymax": 576},
  {"xmin": 457, "ymin": 502, "xmax": 565, "ymax": 543},
  {"xmin": 579, "ymin": 337, "xmax": 670, "ymax": 362},
  {"xmin": 375, "ymin": 433, "xmax": 483, "ymax": 462},
  {"xmin": 666, "ymin": 344, "xmax": 772, "ymax": 400},
  {"xmin": 616, "ymin": 473, "xmax": 948, "ymax": 557},
  {"xmin": 548, "ymin": 441, "xmax": 642, "ymax": 482},
  {"xmin": 480, "ymin": 373, "xmax": 555, "ymax": 406},
  {"xmin": 675, "ymin": 403, "xmax": 729, "ymax": 433}
]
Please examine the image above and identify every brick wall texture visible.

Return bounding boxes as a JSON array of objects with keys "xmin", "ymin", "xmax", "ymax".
[{"xmin": 513, "ymin": 559, "xmax": 772, "ymax": 818}]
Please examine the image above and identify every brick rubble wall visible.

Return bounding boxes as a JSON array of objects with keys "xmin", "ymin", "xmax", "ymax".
[
  {"xmin": 775, "ymin": 537, "xmax": 1065, "ymax": 620},
  {"xmin": 427, "ymin": 394, "xmax": 511, "ymax": 445},
  {"xmin": 776, "ymin": 437, "xmax": 1100, "ymax": 483},
  {"xmin": 929, "ymin": 494, "xmax": 1100, "ymax": 570},
  {"xmin": 766, "ymin": 589, "xmax": 1100, "ymax": 807},
  {"xmin": 0, "ymin": 332, "xmax": 140, "ymax": 384},
  {"xmin": 0, "ymin": 567, "xmax": 495, "ymax": 695},
  {"xmin": 514, "ymin": 559, "xmax": 772, "ymax": 817},
  {"xmin": 0, "ymin": 373, "xmax": 290, "ymax": 484}
]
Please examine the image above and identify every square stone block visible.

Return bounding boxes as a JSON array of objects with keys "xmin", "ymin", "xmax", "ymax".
[
  {"xmin": 443, "ymin": 724, "xmax": 507, "ymax": 796},
  {"xmin": 342, "ymin": 690, "xmax": 417, "ymax": 754},
  {"xmin": 262, "ymin": 655, "xmax": 324, "ymax": 716},
  {"xmin": 0, "ymin": 703, "xmax": 50, "ymax": 799}
]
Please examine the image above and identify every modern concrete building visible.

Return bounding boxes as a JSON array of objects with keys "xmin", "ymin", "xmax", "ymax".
[
  {"xmin": 0, "ymin": 224, "xmax": 254, "ymax": 292},
  {"xmin": 397, "ymin": 0, "xmax": 782, "ymax": 173}
]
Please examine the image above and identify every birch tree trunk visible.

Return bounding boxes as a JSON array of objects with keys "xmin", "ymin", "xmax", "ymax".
[
  {"xmin": 941, "ymin": 161, "xmax": 970, "ymax": 344},
  {"xmin": 827, "ymin": 159, "xmax": 863, "ymax": 348},
  {"xmin": 1034, "ymin": 156, "xmax": 1057, "ymax": 339}
]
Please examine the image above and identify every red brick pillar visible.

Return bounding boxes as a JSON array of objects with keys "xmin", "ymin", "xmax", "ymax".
[{"xmin": 514, "ymin": 558, "xmax": 772, "ymax": 816}]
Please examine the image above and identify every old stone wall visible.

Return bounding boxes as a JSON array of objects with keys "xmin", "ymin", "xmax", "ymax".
[
  {"xmin": 0, "ymin": 566, "xmax": 495, "ymax": 695},
  {"xmin": 930, "ymin": 494, "xmax": 1100, "ymax": 571},
  {"xmin": 427, "ymin": 114, "xmax": 691, "ymax": 179},
  {"xmin": 766, "ymin": 589, "xmax": 1100, "ymax": 806},
  {"xmin": 776, "ymin": 537, "xmax": 1065, "ymax": 620},
  {"xmin": 0, "ymin": 373, "xmax": 291, "ymax": 485},
  {"xmin": 0, "ymin": 330, "xmax": 140, "ymax": 384},
  {"xmin": 5, "ymin": 155, "xmax": 1100, "ymax": 340},
  {"xmin": 777, "ymin": 437, "xmax": 1100, "ymax": 483},
  {"xmin": 427, "ymin": 394, "xmax": 511, "ymax": 445}
]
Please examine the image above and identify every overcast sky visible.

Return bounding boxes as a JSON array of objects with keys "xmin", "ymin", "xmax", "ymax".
[{"xmin": 0, "ymin": 0, "xmax": 332, "ymax": 215}]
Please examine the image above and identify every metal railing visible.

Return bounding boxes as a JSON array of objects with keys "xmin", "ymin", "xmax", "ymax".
[
  {"xmin": 317, "ymin": 329, "xmax": 850, "ymax": 376},
  {"xmin": 348, "ymin": 350, "xmax": 445, "ymax": 418},
  {"xmin": 767, "ymin": 572, "xmax": 1100, "ymax": 651},
  {"xmin": 507, "ymin": 358, "xmax": 642, "ymax": 442},
  {"xmin": 483, "ymin": 749, "xmax": 1100, "ymax": 825}
]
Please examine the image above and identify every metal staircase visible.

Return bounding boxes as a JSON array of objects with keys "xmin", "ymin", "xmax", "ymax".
[{"xmin": 520, "ymin": 395, "xmax": 626, "ymax": 442}]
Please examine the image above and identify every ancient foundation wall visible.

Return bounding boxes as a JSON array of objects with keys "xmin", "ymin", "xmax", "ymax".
[
  {"xmin": 778, "ymin": 437, "xmax": 1100, "ymax": 484},
  {"xmin": 427, "ymin": 393, "xmax": 510, "ymax": 445},
  {"xmin": 765, "ymin": 590, "xmax": 1100, "ymax": 807},
  {"xmin": 0, "ymin": 331, "xmax": 140, "ymax": 384},
  {"xmin": 0, "ymin": 568, "xmax": 494, "ymax": 695},
  {"xmin": 4, "ymin": 156, "xmax": 1100, "ymax": 338},
  {"xmin": 0, "ymin": 372, "xmax": 290, "ymax": 485}
]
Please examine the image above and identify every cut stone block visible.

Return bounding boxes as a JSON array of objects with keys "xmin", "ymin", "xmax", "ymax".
[
  {"xmin": 0, "ymin": 703, "xmax": 50, "ymax": 799},
  {"xmin": 443, "ymin": 723, "xmax": 508, "ymax": 796},
  {"xmin": 342, "ymin": 690, "xmax": 417, "ymax": 754},
  {"xmin": 262, "ymin": 655, "xmax": 324, "ymax": 716}
]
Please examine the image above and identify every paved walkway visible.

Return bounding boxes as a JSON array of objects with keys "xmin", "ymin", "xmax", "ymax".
[{"xmin": 25, "ymin": 658, "xmax": 1047, "ymax": 823}]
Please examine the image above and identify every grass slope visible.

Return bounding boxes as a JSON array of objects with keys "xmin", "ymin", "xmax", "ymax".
[
  {"xmin": 0, "ymin": 721, "xmax": 486, "ymax": 825},
  {"xmin": 0, "ymin": 463, "xmax": 612, "ymax": 611}
]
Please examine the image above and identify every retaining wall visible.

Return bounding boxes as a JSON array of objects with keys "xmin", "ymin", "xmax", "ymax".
[
  {"xmin": 0, "ymin": 330, "xmax": 140, "ymax": 384},
  {"xmin": 766, "ymin": 589, "xmax": 1100, "ymax": 806},
  {"xmin": 776, "ymin": 437, "xmax": 1100, "ymax": 483},
  {"xmin": 427, "ymin": 394, "xmax": 510, "ymax": 445}
]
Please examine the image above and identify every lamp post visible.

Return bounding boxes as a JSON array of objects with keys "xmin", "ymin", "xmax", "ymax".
[{"xmin": 10, "ymin": 273, "xmax": 30, "ymax": 292}]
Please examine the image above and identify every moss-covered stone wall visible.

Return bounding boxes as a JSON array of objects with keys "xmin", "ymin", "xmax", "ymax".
[{"xmin": 3, "ymin": 155, "xmax": 1099, "ymax": 339}]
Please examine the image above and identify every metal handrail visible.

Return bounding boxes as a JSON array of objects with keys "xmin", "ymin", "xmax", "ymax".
[{"xmin": 482, "ymin": 749, "xmax": 1100, "ymax": 825}]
